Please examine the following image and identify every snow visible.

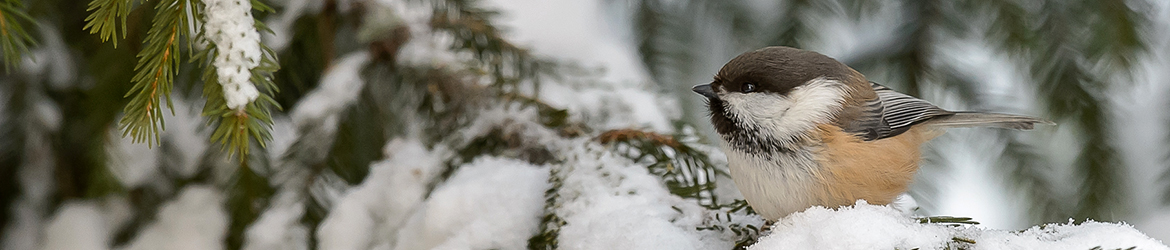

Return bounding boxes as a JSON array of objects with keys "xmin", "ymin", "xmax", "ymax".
[
  {"xmin": 751, "ymin": 201, "xmax": 1169, "ymax": 250},
  {"xmin": 487, "ymin": 0, "xmax": 650, "ymax": 85},
  {"xmin": 106, "ymin": 124, "xmax": 160, "ymax": 188},
  {"xmin": 484, "ymin": 0, "xmax": 677, "ymax": 133},
  {"xmin": 563, "ymin": 212, "xmax": 703, "ymax": 250},
  {"xmin": 106, "ymin": 95, "xmax": 206, "ymax": 187},
  {"xmin": 123, "ymin": 186, "xmax": 229, "ymax": 250},
  {"xmin": 1137, "ymin": 212, "xmax": 1170, "ymax": 248},
  {"xmin": 315, "ymin": 138, "xmax": 448, "ymax": 250},
  {"xmin": 754, "ymin": 201, "xmax": 953, "ymax": 250},
  {"xmin": 248, "ymin": 51, "xmax": 376, "ymax": 250},
  {"xmin": 553, "ymin": 142, "xmax": 729, "ymax": 250},
  {"xmin": 160, "ymin": 96, "xmax": 209, "ymax": 178},
  {"xmin": 40, "ymin": 202, "xmax": 110, "ymax": 250},
  {"xmin": 891, "ymin": 193, "xmax": 919, "ymax": 215},
  {"xmin": 20, "ymin": 22, "xmax": 77, "ymax": 89},
  {"xmin": 974, "ymin": 221, "xmax": 1166, "ymax": 250},
  {"xmin": 2, "ymin": 96, "xmax": 60, "ymax": 250},
  {"xmin": 1115, "ymin": 0, "xmax": 1170, "ymax": 243},
  {"xmin": 290, "ymin": 51, "xmax": 370, "ymax": 126},
  {"xmin": 9, "ymin": 1, "xmax": 1170, "ymax": 250},
  {"xmin": 203, "ymin": 0, "xmax": 264, "ymax": 110},
  {"xmin": 242, "ymin": 191, "xmax": 309, "ymax": 250},
  {"xmin": 536, "ymin": 80, "xmax": 680, "ymax": 133},
  {"xmin": 377, "ymin": 0, "xmax": 467, "ymax": 69},
  {"xmin": 304, "ymin": 2, "xmax": 1169, "ymax": 249},
  {"xmin": 392, "ymin": 157, "xmax": 549, "ymax": 250}
]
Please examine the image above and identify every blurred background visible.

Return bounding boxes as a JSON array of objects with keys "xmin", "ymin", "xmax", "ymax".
[{"xmin": 1, "ymin": 0, "xmax": 1169, "ymax": 249}]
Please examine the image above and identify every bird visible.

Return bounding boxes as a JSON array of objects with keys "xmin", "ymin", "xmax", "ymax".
[{"xmin": 692, "ymin": 46, "xmax": 1052, "ymax": 221}]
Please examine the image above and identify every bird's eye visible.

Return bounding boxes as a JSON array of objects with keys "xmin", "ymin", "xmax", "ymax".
[{"xmin": 741, "ymin": 82, "xmax": 757, "ymax": 93}]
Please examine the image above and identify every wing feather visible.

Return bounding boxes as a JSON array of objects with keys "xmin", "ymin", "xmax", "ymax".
[{"xmin": 842, "ymin": 82, "xmax": 952, "ymax": 141}]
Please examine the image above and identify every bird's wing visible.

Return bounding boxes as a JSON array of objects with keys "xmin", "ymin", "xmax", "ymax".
[{"xmin": 842, "ymin": 82, "xmax": 953, "ymax": 141}]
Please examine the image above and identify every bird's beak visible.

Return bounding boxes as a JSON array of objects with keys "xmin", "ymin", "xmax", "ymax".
[{"xmin": 692, "ymin": 84, "xmax": 717, "ymax": 99}]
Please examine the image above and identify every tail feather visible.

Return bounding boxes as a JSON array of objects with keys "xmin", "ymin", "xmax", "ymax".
[{"xmin": 924, "ymin": 112, "xmax": 1055, "ymax": 130}]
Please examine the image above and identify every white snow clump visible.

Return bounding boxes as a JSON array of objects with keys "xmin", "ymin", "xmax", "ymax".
[
  {"xmin": 751, "ymin": 201, "xmax": 1169, "ymax": 250},
  {"xmin": 203, "ymin": 0, "xmax": 263, "ymax": 110}
]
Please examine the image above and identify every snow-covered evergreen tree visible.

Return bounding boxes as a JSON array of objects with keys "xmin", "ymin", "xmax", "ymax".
[{"xmin": 1, "ymin": 0, "xmax": 1169, "ymax": 249}]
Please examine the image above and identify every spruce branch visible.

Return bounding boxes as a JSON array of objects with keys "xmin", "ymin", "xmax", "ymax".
[
  {"xmin": 86, "ymin": 0, "xmax": 283, "ymax": 159},
  {"xmin": 198, "ymin": 14, "xmax": 281, "ymax": 159},
  {"xmin": 917, "ymin": 216, "xmax": 980, "ymax": 226},
  {"xmin": 698, "ymin": 199, "xmax": 762, "ymax": 249},
  {"xmin": 528, "ymin": 162, "xmax": 567, "ymax": 250},
  {"xmin": 117, "ymin": 0, "xmax": 192, "ymax": 147},
  {"xmin": 199, "ymin": 47, "xmax": 280, "ymax": 159},
  {"xmin": 596, "ymin": 129, "xmax": 725, "ymax": 208},
  {"xmin": 1027, "ymin": 1, "xmax": 1132, "ymax": 221},
  {"xmin": 770, "ymin": 0, "xmax": 811, "ymax": 47},
  {"xmin": 1080, "ymin": 0, "xmax": 1145, "ymax": 69},
  {"xmin": 225, "ymin": 159, "xmax": 276, "ymax": 250},
  {"xmin": 430, "ymin": 0, "xmax": 547, "ymax": 96},
  {"xmin": 83, "ymin": 0, "xmax": 137, "ymax": 47},
  {"xmin": 0, "ymin": 0, "xmax": 36, "ymax": 71}
]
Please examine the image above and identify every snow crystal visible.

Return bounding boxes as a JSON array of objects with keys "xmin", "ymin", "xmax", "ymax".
[
  {"xmin": 316, "ymin": 138, "xmax": 448, "ymax": 250},
  {"xmin": 40, "ymin": 202, "xmax": 109, "ymax": 250},
  {"xmin": 392, "ymin": 156, "xmax": 549, "ymax": 250},
  {"xmin": 750, "ymin": 201, "xmax": 1169, "ymax": 250},
  {"xmin": 123, "ymin": 186, "xmax": 228, "ymax": 250},
  {"xmin": 203, "ymin": 0, "xmax": 264, "ymax": 110}
]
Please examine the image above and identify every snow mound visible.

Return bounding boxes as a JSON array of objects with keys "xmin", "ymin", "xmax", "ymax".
[
  {"xmin": 393, "ymin": 156, "xmax": 549, "ymax": 250},
  {"xmin": 554, "ymin": 141, "xmax": 729, "ymax": 250},
  {"xmin": 752, "ymin": 201, "xmax": 1169, "ymax": 250},
  {"xmin": 316, "ymin": 138, "xmax": 448, "ymax": 250},
  {"xmin": 41, "ymin": 202, "xmax": 109, "ymax": 250},
  {"xmin": 242, "ymin": 191, "xmax": 308, "ymax": 250},
  {"xmin": 974, "ymin": 221, "xmax": 1168, "ymax": 249},
  {"xmin": 123, "ymin": 186, "xmax": 228, "ymax": 250}
]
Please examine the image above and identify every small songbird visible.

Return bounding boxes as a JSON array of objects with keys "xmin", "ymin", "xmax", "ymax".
[{"xmin": 693, "ymin": 46, "xmax": 1052, "ymax": 221}]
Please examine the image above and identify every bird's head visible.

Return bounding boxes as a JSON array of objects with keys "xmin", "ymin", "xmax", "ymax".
[{"xmin": 694, "ymin": 46, "xmax": 866, "ymax": 153}]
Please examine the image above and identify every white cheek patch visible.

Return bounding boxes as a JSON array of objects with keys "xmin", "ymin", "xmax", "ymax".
[{"xmin": 718, "ymin": 78, "xmax": 846, "ymax": 142}]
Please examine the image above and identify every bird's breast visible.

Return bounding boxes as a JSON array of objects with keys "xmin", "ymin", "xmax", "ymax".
[
  {"xmin": 722, "ymin": 142, "xmax": 824, "ymax": 220},
  {"xmin": 722, "ymin": 124, "xmax": 939, "ymax": 220}
]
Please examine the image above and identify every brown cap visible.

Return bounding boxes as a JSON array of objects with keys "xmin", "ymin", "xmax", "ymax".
[{"xmin": 714, "ymin": 46, "xmax": 855, "ymax": 95}]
